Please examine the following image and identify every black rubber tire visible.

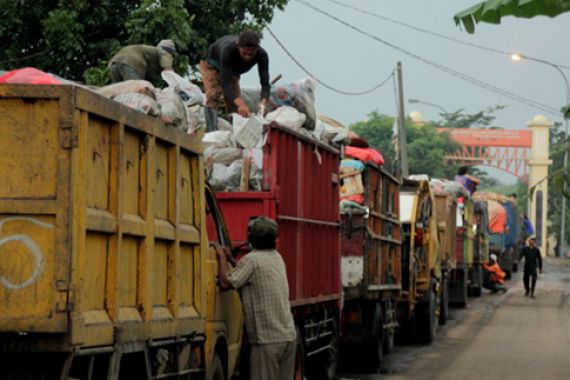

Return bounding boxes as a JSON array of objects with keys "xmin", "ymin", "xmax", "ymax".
[
  {"xmin": 439, "ymin": 276, "xmax": 449, "ymax": 325},
  {"xmin": 294, "ymin": 326, "xmax": 306, "ymax": 380},
  {"xmin": 512, "ymin": 261, "xmax": 518, "ymax": 273},
  {"xmin": 323, "ymin": 321, "xmax": 339, "ymax": 380},
  {"xmin": 208, "ymin": 353, "xmax": 225, "ymax": 380},
  {"xmin": 418, "ymin": 289, "xmax": 437, "ymax": 344},
  {"xmin": 504, "ymin": 270, "xmax": 512, "ymax": 281},
  {"xmin": 454, "ymin": 270, "xmax": 468, "ymax": 308},
  {"xmin": 383, "ymin": 328, "xmax": 395, "ymax": 355},
  {"xmin": 472, "ymin": 265, "xmax": 483, "ymax": 298}
]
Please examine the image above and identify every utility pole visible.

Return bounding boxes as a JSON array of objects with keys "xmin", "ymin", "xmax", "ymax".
[{"xmin": 397, "ymin": 61, "xmax": 409, "ymax": 177}]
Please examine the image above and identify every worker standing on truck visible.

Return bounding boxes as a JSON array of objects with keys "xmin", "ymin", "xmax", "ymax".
[
  {"xmin": 199, "ymin": 30, "xmax": 270, "ymax": 131},
  {"xmin": 108, "ymin": 39, "xmax": 176, "ymax": 83},
  {"xmin": 519, "ymin": 236, "xmax": 543, "ymax": 298},
  {"xmin": 482, "ymin": 254, "xmax": 507, "ymax": 294},
  {"xmin": 215, "ymin": 216, "xmax": 296, "ymax": 380}
]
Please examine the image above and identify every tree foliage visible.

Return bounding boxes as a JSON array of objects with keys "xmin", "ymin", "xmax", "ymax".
[
  {"xmin": 0, "ymin": 0, "xmax": 288, "ymax": 84},
  {"xmin": 438, "ymin": 105, "xmax": 506, "ymax": 129},
  {"xmin": 350, "ymin": 111, "xmax": 460, "ymax": 178}
]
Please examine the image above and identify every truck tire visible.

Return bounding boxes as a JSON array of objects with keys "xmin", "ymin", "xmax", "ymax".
[
  {"xmin": 470, "ymin": 265, "xmax": 483, "ymax": 298},
  {"xmin": 294, "ymin": 327, "xmax": 306, "ymax": 380},
  {"xmin": 439, "ymin": 275, "xmax": 449, "ymax": 325},
  {"xmin": 309, "ymin": 320, "xmax": 338, "ymax": 380},
  {"xmin": 208, "ymin": 353, "xmax": 225, "ymax": 380},
  {"xmin": 383, "ymin": 329, "xmax": 395, "ymax": 355},
  {"xmin": 451, "ymin": 269, "xmax": 468, "ymax": 308},
  {"xmin": 418, "ymin": 289, "xmax": 437, "ymax": 344}
]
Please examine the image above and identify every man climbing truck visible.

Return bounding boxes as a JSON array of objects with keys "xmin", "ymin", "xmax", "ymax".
[{"xmin": 398, "ymin": 178, "xmax": 442, "ymax": 344}]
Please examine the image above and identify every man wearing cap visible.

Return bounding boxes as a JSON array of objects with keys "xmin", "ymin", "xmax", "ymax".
[
  {"xmin": 108, "ymin": 40, "xmax": 176, "ymax": 83},
  {"xmin": 200, "ymin": 30, "xmax": 270, "ymax": 131},
  {"xmin": 482, "ymin": 254, "xmax": 507, "ymax": 294},
  {"xmin": 519, "ymin": 236, "xmax": 543, "ymax": 298},
  {"xmin": 214, "ymin": 216, "xmax": 296, "ymax": 380}
]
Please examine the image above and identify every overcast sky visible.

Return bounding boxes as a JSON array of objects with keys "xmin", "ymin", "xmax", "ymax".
[{"xmin": 242, "ymin": 0, "xmax": 570, "ymax": 131}]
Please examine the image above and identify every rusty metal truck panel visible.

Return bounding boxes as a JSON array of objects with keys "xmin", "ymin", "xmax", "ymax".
[{"xmin": 0, "ymin": 84, "xmax": 206, "ymax": 347}]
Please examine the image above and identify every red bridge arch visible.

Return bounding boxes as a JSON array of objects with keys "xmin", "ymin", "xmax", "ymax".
[{"xmin": 438, "ymin": 128, "xmax": 532, "ymax": 180}]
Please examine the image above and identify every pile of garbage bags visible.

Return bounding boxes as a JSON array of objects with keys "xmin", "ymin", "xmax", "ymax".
[{"xmin": 97, "ymin": 72, "xmax": 205, "ymax": 133}]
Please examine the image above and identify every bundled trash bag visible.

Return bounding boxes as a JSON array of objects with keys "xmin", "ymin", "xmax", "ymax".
[
  {"xmin": 161, "ymin": 71, "xmax": 205, "ymax": 107},
  {"xmin": 204, "ymin": 147, "xmax": 243, "ymax": 165},
  {"xmin": 156, "ymin": 87, "xmax": 189, "ymax": 132},
  {"xmin": 232, "ymin": 114, "xmax": 264, "ymax": 149},
  {"xmin": 203, "ymin": 131, "xmax": 235, "ymax": 148},
  {"xmin": 113, "ymin": 93, "xmax": 160, "ymax": 116},
  {"xmin": 98, "ymin": 80, "xmax": 155, "ymax": 99},
  {"xmin": 210, "ymin": 161, "xmax": 243, "ymax": 192},
  {"xmin": 0, "ymin": 67, "xmax": 61, "ymax": 84},
  {"xmin": 265, "ymin": 106, "xmax": 306, "ymax": 129},
  {"xmin": 242, "ymin": 77, "xmax": 317, "ymax": 130}
]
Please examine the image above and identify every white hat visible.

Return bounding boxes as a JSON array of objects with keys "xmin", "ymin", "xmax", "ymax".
[{"xmin": 490, "ymin": 254, "xmax": 498, "ymax": 261}]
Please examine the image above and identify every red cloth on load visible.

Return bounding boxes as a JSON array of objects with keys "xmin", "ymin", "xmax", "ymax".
[
  {"xmin": 488, "ymin": 200, "xmax": 507, "ymax": 234},
  {"xmin": 345, "ymin": 146, "xmax": 384, "ymax": 165},
  {"xmin": 0, "ymin": 68, "xmax": 62, "ymax": 85}
]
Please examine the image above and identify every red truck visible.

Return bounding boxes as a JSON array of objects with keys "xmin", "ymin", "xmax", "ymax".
[
  {"xmin": 214, "ymin": 123, "xmax": 341, "ymax": 379},
  {"xmin": 339, "ymin": 163, "xmax": 402, "ymax": 371}
]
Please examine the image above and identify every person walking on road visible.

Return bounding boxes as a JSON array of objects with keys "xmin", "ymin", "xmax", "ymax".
[
  {"xmin": 215, "ymin": 216, "xmax": 296, "ymax": 380},
  {"xmin": 199, "ymin": 30, "xmax": 270, "ymax": 131},
  {"xmin": 108, "ymin": 40, "xmax": 176, "ymax": 83},
  {"xmin": 519, "ymin": 236, "xmax": 543, "ymax": 298},
  {"xmin": 482, "ymin": 254, "xmax": 507, "ymax": 294}
]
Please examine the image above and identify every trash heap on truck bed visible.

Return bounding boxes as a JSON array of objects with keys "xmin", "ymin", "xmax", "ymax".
[{"xmin": 200, "ymin": 77, "xmax": 369, "ymax": 191}]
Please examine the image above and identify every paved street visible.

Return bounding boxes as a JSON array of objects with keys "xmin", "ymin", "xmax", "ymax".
[{"xmin": 338, "ymin": 257, "xmax": 570, "ymax": 380}]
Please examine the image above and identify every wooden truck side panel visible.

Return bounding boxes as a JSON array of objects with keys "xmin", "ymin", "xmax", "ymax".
[{"xmin": 0, "ymin": 85, "xmax": 207, "ymax": 349}]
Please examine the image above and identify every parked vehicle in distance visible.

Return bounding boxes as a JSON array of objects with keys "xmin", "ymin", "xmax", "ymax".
[{"xmin": 398, "ymin": 178, "xmax": 442, "ymax": 344}]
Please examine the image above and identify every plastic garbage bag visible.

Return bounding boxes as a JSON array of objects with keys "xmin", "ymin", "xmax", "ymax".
[
  {"xmin": 204, "ymin": 147, "xmax": 243, "ymax": 165},
  {"xmin": 156, "ymin": 87, "xmax": 189, "ymax": 132},
  {"xmin": 113, "ymin": 93, "xmax": 160, "ymax": 116},
  {"xmin": 232, "ymin": 114, "xmax": 265, "ymax": 149},
  {"xmin": 241, "ymin": 77, "xmax": 317, "ymax": 130},
  {"xmin": 265, "ymin": 106, "xmax": 306, "ymax": 129},
  {"xmin": 98, "ymin": 80, "xmax": 156, "ymax": 99},
  {"xmin": 161, "ymin": 71, "xmax": 205, "ymax": 106},
  {"xmin": 210, "ymin": 160, "xmax": 243, "ymax": 192},
  {"xmin": 203, "ymin": 131, "xmax": 235, "ymax": 148}
]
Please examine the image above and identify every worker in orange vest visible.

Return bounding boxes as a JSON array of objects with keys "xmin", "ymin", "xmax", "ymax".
[{"xmin": 482, "ymin": 254, "xmax": 507, "ymax": 294}]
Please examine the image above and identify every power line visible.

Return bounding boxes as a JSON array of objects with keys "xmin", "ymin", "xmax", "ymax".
[
  {"xmin": 295, "ymin": 0, "xmax": 561, "ymax": 117},
  {"xmin": 325, "ymin": 0, "xmax": 570, "ymax": 71},
  {"xmin": 266, "ymin": 26, "xmax": 394, "ymax": 96}
]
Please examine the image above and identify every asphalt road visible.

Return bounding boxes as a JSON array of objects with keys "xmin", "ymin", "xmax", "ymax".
[{"xmin": 338, "ymin": 257, "xmax": 570, "ymax": 380}]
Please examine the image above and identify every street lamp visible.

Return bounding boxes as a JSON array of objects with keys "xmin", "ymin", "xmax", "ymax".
[
  {"xmin": 511, "ymin": 53, "xmax": 570, "ymax": 256},
  {"xmin": 408, "ymin": 98, "xmax": 448, "ymax": 115}
]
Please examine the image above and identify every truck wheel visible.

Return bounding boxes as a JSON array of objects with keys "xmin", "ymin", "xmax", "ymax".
[
  {"xmin": 208, "ymin": 353, "xmax": 225, "ymax": 380},
  {"xmin": 383, "ymin": 329, "xmax": 395, "ymax": 355},
  {"xmin": 454, "ymin": 270, "xmax": 468, "ymax": 308},
  {"xmin": 418, "ymin": 289, "xmax": 437, "ymax": 344},
  {"xmin": 320, "ymin": 321, "xmax": 339, "ymax": 380},
  {"xmin": 363, "ymin": 327, "xmax": 384, "ymax": 373},
  {"xmin": 439, "ymin": 276, "xmax": 449, "ymax": 325},
  {"xmin": 471, "ymin": 266, "xmax": 483, "ymax": 298},
  {"xmin": 512, "ymin": 261, "xmax": 518, "ymax": 273},
  {"xmin": 294, "ymin": 327, "xmax": 306, "ymax": 380}
]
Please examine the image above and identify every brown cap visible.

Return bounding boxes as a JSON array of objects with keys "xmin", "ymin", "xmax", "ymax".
[{"xmin": 248, "ymin": 216, "xmax": 278, "ymax": 238}]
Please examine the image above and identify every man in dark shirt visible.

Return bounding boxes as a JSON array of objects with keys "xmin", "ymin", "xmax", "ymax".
[
  {"xmin": 519, "ymin": 236, "xmax": 543, "ymax": 298},
  {"xmin": 199, "ymin": 30, "xmax": 270, "ymax": 131}
]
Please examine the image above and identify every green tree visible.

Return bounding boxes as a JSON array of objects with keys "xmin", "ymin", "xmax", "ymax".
[
  {"xmin": 0, "ymin": 0, "xmax": 288, "ymax": 84},
  {"xmin": 438, "ymin": 105, "xmax": 506, "ymax": 129},
  {"xmin": 349, "ymin": 111, "xmax": 460, "ymax": 178}
]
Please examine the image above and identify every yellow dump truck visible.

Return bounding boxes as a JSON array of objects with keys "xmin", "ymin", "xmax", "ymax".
[
  {"xmin": 398, "ymin": 178, "xmax": 442, "ymax": 343},
  {"xmin": 0, "ymin": 84, "xmax": 242, "ymax": 379}
]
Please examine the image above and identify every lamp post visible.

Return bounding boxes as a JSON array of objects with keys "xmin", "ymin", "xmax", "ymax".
[
  {"xmin": 511, "ymin": 53, "xmax": 569, "ymax": 257},
  {"xmin": 408, "ymin": 98, "xmax": 448, "ymax": 115}
]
